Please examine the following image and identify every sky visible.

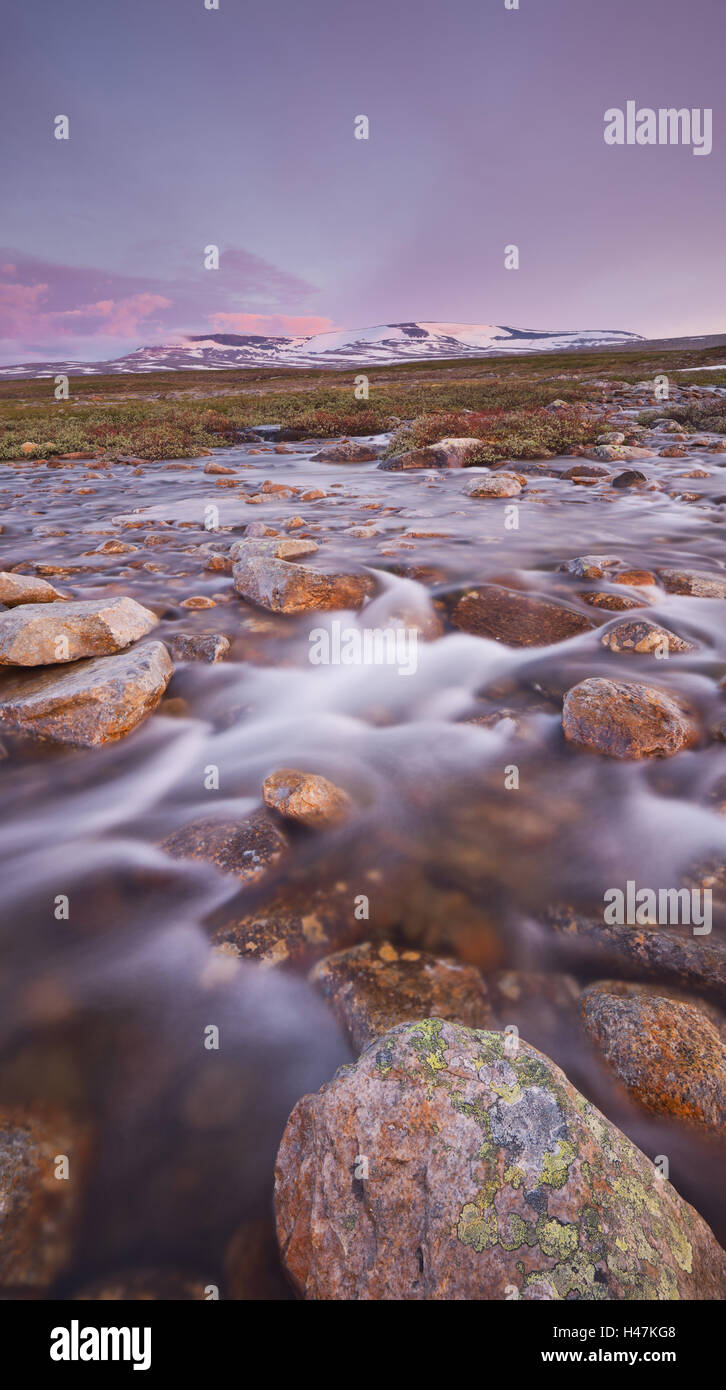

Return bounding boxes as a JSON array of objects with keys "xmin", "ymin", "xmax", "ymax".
[{"xmin": 1, "ymin": 0, "xmax": 724, "ymax": 364}]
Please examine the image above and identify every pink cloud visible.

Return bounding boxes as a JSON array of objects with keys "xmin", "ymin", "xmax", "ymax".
[
  {"xmin": 210, "ymin": 312, "xmax": 334, "ymax": 337},
  {"xmin": 0, "ymin": 247, "xmax": 323, "ymax": 363}
]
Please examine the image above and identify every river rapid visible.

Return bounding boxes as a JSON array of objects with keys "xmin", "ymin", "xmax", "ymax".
[{"xmin": 1, "ymin": 411, "xmax": 725, "ymax": 1291}]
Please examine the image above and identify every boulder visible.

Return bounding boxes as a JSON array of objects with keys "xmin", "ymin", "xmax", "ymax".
[
  {"xmin": 274, "ymin": 1020, "xmax": 726, "ymax": 1300},
  {"xmin": 310, "ymin": 443, "xmax": 379, "ymax": 464},
  {"xmin": 379, "ymin": 438, "xmax": 481, "ymax": 472},
  {"xmin": 233, "ymin": 555, "xmax": 374, "ymax": 615},
  {"xmin": 562, "ymin": 677, "xmax": 697, "ymax": 758},
  {"xmin": 0, "ymin": 641, "xmax": 173, "ymax": 746},
  {"xmin": 161, "ymin": 809, "xmax": 288, "ymax": 884},
  {"xmin": 0, "ymin": 573, "xmax": 67, "ymax": 607},
  {"xmin": 658, "ymin": 569, "xmax": 726, "ymax": 599},
  {"xmin": 600, "ymin": 620, "xmax": 695, "ymax": 655},
  {"xmin": 0, "ymin": 597, "xmax": 158, "ymax": 667},
  {"xmin": 168, "ymin": 632, "xmax": 231, "ymax": 663},
  {"xmin": 611, "ymin": 470, "xmax": 648, "ymax": 488},
  {"xmin": 310, "ymin": 942, "xmax": 495, "ymax": 1051},
  {"xmin": 452, "ymin": 585, "xmax": 594, "ymax": 647},
  {"xmin": 465, "ymin": 474, "xmax": 522, "ymax": 499},
  {"xmin": 545, "ymin": 904, "xmax": 726, "ymax": 1003},
  {"xmin": 580, "ymin": 987, "xmax": 726, "ymax": 1137}
]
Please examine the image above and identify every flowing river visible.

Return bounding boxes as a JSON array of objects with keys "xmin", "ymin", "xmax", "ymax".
[{"xmin": 1, "ymin": 413, "xmax": 725, "ymax": 1291}]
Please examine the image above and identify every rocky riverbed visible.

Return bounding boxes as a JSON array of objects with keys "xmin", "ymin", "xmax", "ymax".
[{"xmin": 1, "ymin": 376, "xmax": 725, "ymax": 1299}]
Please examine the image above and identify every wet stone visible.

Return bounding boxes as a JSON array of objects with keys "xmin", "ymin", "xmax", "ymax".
[
  {"xmin": 452, "ymin": 584, "xmax": 594, "ymax": 647},
  {"xmin": 274, "ymin": 1020, "xmax": 726, "ymax": 1301},
  {"xmin": 580, "ymin": 986, "xmax": 726, "ymax": 1138},
  {"xmin": 0, "ymin": 641, "xmax": 173, "ymax": 746},
  {"xmin": 562, "ymin": 677, "xmax": 697, "ymax": 759},
  {"xmin": 0, "ymin": 596, "xmax": 158, "ymax": 667},
  {"xmin": 161, "ymin": 809, "xmax": 288, "ymax": 885},
  {"xmin": 309, "ymin": 942, "xmax": 495, "ymax": 1052}
]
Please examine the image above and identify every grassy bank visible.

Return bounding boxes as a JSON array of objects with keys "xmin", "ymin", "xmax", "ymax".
[{"xmin": 1, "ymin": 342, "xmax": 725, "ymax": 462}]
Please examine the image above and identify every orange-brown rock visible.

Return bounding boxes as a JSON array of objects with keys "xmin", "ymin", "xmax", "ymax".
[
  {"xmin": 562, "ymin": 677, "xmax": 697, "ymax": 758},
  {"xmin": 452, "ymin": 584, "xmax": 594, "ymax": 647},
  {"xmin": 580, "ymin": 986, "xmax": 726, "ymax": 1137},
  {"xmin": 378, "ymin": 438, "xmax": 480, "ymax": 471},
  {"xmin": 0, "ymin": 596, "xmax": 158, "ymax": 666},
  {"xmin": 161, "ymin": 809, "xmax": 287, "ymax": 884},
  {"xmin": 274, "ymin": 1020, "xmax": 726, "ymax": 1300},
  {"xmin": 262, "ymin": 768, "xmax": 352, "ymax": 829},
  {"xmin": 600, "ymin": 619, "xmax": 695, "ymax": 655},
  {"xmin": 168, "ymin": 632, "xmax": 230, "ymax": 663},
  {"xmin": 658, "ymin": 569, "xmax": 726, "ymax": 598},
  {"xmin": 309, "ymin": 942, "xmax": 494, "ymax": 1051},
  {"xmin": 465, "ymin": 474, "xmax": 522, "ymax": 498},
  {"xmin": 0, "ymin": 572, "xmax": 67, "ymax": 607},
  {"xmin": 581, "ymin": 591, "xmax": 649, "ymax": 611},
  {"xmin": 311, "ymin": 443, "xmax": 379, "ymax": 464},
  {"xmin": 233, "ymin": 554, "xmax": 373, "ymax": 615},
  {"xmin": 0, "ymin": 641, "xmax": 173, "ymax": 746},
  {"xmin": 0, "ymin": 1107, "xmax": 86, "ymax": 1290}
]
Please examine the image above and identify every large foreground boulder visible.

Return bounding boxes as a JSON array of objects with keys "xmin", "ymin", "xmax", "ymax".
[
  {"xmin": 0, "ymin": 641, "xmax": 173, "ymax": 746},
  {"xmin": 274, "ymin": 1019, "xmax": 726, "ymax": 1300},
  {"xmin": 0, "ymin": 597, "xmax": 157, "ymax": 666}
]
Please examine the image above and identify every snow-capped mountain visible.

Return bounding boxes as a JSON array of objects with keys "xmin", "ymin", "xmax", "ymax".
[{"xmin": 0, "ymin": 321, "xmax": 643, "ymax": 378}]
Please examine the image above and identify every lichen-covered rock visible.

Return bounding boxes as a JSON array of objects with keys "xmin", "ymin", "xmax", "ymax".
[
  {"xmin": 310, "ymin": 443, "xmax": 379, "ymax": 464},
  {"xmin": 452, "ymin": 585, "xmax": 594, "ymax": 647},
  {"xmin": 657, "ymin": 569, "xmax": 726, "ymax": 599},
  {"xmin": 274, "ymin": 1020, "xmax": 726, "ymax": 1300},
  {"xmin": 378, "ymin": 438, "xmax": 481, "ymax": 471},
  {"xmin": 262, "ymin": 768, "xmax": 352, "ymax": 829},
  {"xmin": 0, "ymin": 572, "xmax": 67, "ymax": 607},
  {"xmin": 0, "ymin": 1108, "xmax": 86, "ymax": 1290},
  {"xmin": 562, "ymin": 677, "xmax": 697, "ymax": 758},
  {"xmin": 580, "ymin": 987, "xmax": 726, "ymax": 1138},
  {"xmin": 161, "ymin": 809, "xmax": 288, "ymax": 884},
  {"xmin": 233, "ymin": 554, "xmax": 374, "ymax": 614},
  {"xmin": 600, "ymin": 620, "xmax": 695, "ymax": 656},
  {"xmin": 0, "ymin": 596, "xmax": 157, "ymax": 666},
  {"xmin": 310, "ymin": 942, "xmax": 494, "ymax": 1051},
  {"xmin": 0, "ymin": 641, "xmax": 173, "ymax": 746}
]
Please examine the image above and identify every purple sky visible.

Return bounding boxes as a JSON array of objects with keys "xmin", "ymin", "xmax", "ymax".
[{"xmin": 1, "ymin": 0, "xmax": 724, "ymax": 364}]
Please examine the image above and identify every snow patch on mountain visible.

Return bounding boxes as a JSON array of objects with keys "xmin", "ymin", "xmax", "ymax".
[{"xmin": 0, "ymin": 321, "xmax": 643, "ymax": 378}]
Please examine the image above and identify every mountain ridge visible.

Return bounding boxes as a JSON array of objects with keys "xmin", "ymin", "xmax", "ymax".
[{"xmin": 0, "ymin": 320, "xmax": 645, "ymax": 378}]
